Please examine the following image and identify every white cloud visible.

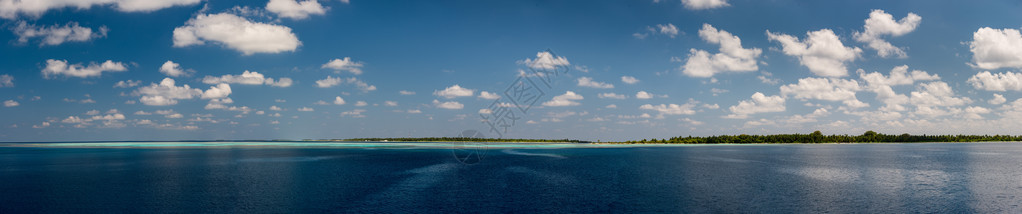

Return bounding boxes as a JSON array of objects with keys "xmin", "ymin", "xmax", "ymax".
[
  {"xmin": 639, "ymin": 103, "xmax": 696, "ymax": 115},
  {"xmin": 519, "ymin": 51, "xmax": 570, "ymax": 70},
  {"xmin": 542, "ymin": 91, "xmax": 583, "ymax": 107},
  {"xmin": 780, "ymin": 77, "xmax": 868, "ymax": 108},
  {"xmin": 266, "ymin": 0, "xmax": 326, "ymax": 20},
  {"xmin": 967, "ymin": 71, "xmax": 1022, "ymax": 91},
  {"xmin": 681, "ymin": 24, "xmax": 762, "ymax": 78},
  {"xmin": 321, "ymin": 57, "xmax": 364, "ymax": 75},
  {"xmin": 598, "ymin": 93, "xmax": 626, "ymax": 99},
  {"xmin": 909, "ymin": 82, "xmax": 970, "ymax": 107},
  {"xmin": 165, "ymin": 113, "xmax": 183, "ymax": 119},
  {"xmin": 269, "ymin": 106, "xmax": 283, "ymax": 111},
  {"xmin": 384, "ymin": 101, "xmax": 398, "ymax": 106},
  {"xmin": 853, "ymin": 9, "xmax": 921, "ymax": 58},
  {"xmin": 354, "ymin": 101, "xmax": 367, "ymax": 106},
  {"xmin": 406, "ymin": 109, "xmax": 422, "ymax": 114},
  {"xmin": 340, "ymin": 109, "xmax": 366, "ymax": 118},
  {"xmin": 12, "ymin": 21, "xmax": 107, "ymax": 46},
  {"xmin": 315, "ymin": 76, "xmax": 341, "ymax": 88},
  {"xmin": 0, "ymin": 0, "xmax": 200, "ymax": 19},
  {"xmin": 0, "ymin": 74, "xmax": 11, "ymax": 87},
  {"xmin": 173, "ymin": 13, "xmax": 301, "ymax": 55},
  {"xmin": 434, "ymin": 85, "xmax": 475, "ymax": 98},
  {"xmin": 134, "ymin": 111, "xmax": 151, "ymax": 115},
  {"xmin": 605, "ymin": 104, "xmax": 617, "ymax": 109},
  {"xmin": 314, "ymin": 76, "xmax": 376, "ymax": 92},
  {"xmin": 297, "ymin": 107, "xmax": 314, "ymax": 112},
  {"xmin": 767, "ymin": 29, "xmax": 862, "ymax": 77},
  {"xmin": 136, "ymin": 78, "xmax": 226, "ymax": 106},
  {"xmin": 858, "ymin": 65, "xmax": 939, "ymax": 87},
  {"xmin": 433, "ymin": 100, "xmax": 464, "ymax": 109},
  {"xmin": 333, "ymin": 96, "xmax": 346, "ymax": 105},
  {"xmin": 621, "ymin": 76, "xmax": 639, "ymax": 84},
  {"xmin": 478, "ymin": 91, "xmax": 500, "ymax": 100},
  {"xmin": 3, "ymin": 100, "xmax": 18, "ymax": 107},
  {"xmin": 399, "ymin": 90, "xmax": 415, "ymax": 95},
  {"xmin": 635, "ymin": 23, "xmax": 679, "ymax": 39},
  {"xmin": 113, "ymin": 80, "xmax": 141, "ymax": 88},
  {"xmin": 681, "ymin": 0, "xmax": 730, "ymax": 10},
  {"xmin": 159, "ymin": 60, "xmax": 194, "ymax": 77},
  {"xmin": 42, "ymin": 59, "xmax": 127, "ymax": 79},
  {"xmin": 990, "ymin": 94, "xmax": 1006, "ymax": 105},
  {"xmin": 969, "ymin": 27, "xmax": 1022, "ymax": 70},
  {"xmin": 202, "ymin": 70, "xmax": 292, "ymax": 87},
  {"xmin": 726, "ymin": 92, "xmax": 786, "ymax": 118},
  {"xmin": 201, "ymin": 83, "xmax": 231, "ymax": 99},
  {"xmin": 577, "ymin": 77, "xmax": 614, "ymax": 88},
  {"xmin": 636, "ymin": 91, "xmax": 653, "ymax": 99}
]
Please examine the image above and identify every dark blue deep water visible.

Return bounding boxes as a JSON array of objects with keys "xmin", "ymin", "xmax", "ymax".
[{"xmin": 3, "ymin": 143, "xmax": 1022, "ymax": 213}]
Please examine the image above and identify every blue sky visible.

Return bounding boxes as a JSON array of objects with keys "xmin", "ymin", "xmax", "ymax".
[{"xmin": 3, "ymin": 0, "xmax": 1022, "ymax": 142}]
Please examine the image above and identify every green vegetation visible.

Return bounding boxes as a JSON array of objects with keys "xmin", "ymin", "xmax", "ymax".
[
  {"xmin": 612, "ymin": 131, "xmax": 1022, "ymax": 144},
  {"xmin": 314, "ymin": 137, "xmax": 586, "ymax": 143}
]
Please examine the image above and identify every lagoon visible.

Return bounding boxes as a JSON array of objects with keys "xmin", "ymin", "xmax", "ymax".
[{"xmin": 1, "ymin": 142, "xmax": 1021, "ymax": 212}]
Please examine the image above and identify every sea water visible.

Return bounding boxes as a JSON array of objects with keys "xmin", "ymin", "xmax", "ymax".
[{"xmin": 1, "ymin": 142, "xmax": 1020, "ymax": 213}]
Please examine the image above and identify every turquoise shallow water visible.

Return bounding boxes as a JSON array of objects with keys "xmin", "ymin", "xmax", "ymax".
[
  {"xmin": 3, "ymin": 142, "xmax": 1022, "ymax": 212},
  {"xmin": 0, "ymin": 141, "xmax": 716, "ymax": 149}
]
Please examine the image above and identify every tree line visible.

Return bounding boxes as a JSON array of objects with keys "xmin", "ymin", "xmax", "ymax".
[{"xmin": 614, "ymin": 131, "xmax": 1022, "ymax": 144}]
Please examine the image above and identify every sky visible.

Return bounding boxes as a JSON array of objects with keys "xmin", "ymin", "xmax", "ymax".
[{"xmin": 3, "ymin": 0, "xmax": 1022, "ymax": 142}]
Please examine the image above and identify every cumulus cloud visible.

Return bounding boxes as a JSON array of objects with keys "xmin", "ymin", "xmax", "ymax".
[
  {"xmin": 767, "ymin": 29, "xmax": 862, "ymax": 77},
  {"xmin": 621, "ymin": 76, "xmax": 639, "ymax": 84},
  {"xmin": 113, "ymin": 80, "xmax": 141, "ymax": 88},
  {"xmin": 321, "ymin": 57, "xmax": 364, "ymax": 75},
  {"xmin": 42, "ymin": 59, "xmax": 127, "ymax": 79},
  {"xmin": 859, "ymin": 65, "xmax": 939, "ymax": 87},
  {"xmin": 3, "ymin": 100, "xmax": 18, "ymax": 107},
  {"xmin": 0, "ymin": 74, "xmax": 12, "ymax": 87},
  {"xmin": 0, "ymin": 0, "xmax": 201, "ymax": 19},
  {"xmin": 333, "ymin": 96, "xmax": 345, "ymax": 105},
  {"xmin": 853, "ymin": 9, "xmax": 921, "ymax": 58},
  {"xmin": 266, "ymin": 0, "xmax": 326, "ymax": 20},
  {"xmin": 543, "ymin": 91, "xmax": 583, "ymax": 107},
  {"xmin": 297, "ymin": 107, "xmax": 314, "ymax": 112},
  {"xmin": 968, "ymin": 71, "xmax": 1022, "ymax": 91},
  {"xmin": 399, "ymin": 90, "xmax": 415, "ymax": 95},
  {"xmin": 159, "ymin": 60, "xmax": 194, "ymax": 77},
  {"xmin": 639, "ymin": 103, "xmax": 696, "ymax": 115},
  {"xmin": 681, "ymin": 0, "xmax": 730, "ymax": 10},
  {"xmin": 636, "ymin": 91, "xmax": 653, "ymax": 99},
  {"xmin": 433, "ymin": 100, "xmax": 463, "ymax": 109},
  {"xmin": 681, "ymin": 24, "xmax": 761, "ymax": 78},
  {"xmin": 434, "ymin": 85, "xmax": 475, "ymax": 98},
  {"xmin": 990, "ymin": 94, "xmax": 1006, "ymax": 105},
  {"xmin": 910, "ymin": 82, "xmax": 970, "ymax": 107},
  {"xmin": 201, "ymin": 83, "xmax": 231, "ymax": 99},
  {"xmin": 135, "ymin": 78, "xmax": 228, "ymax": 106},
  {"xmin": 314, "ymin": 76, "xmax": 375, "ymax": 91},
  {"xmin": 577, "ymin": 77, "xmax": 614, "ymax": 88},
  {"xmin": 202, "ymin": 70, "xmax": 292, "ymax": 87},
  {"xmin": 598, "ymin": 93, "xmax": 626, "ymax": 99},
  {"xmin": 726, "ymin": 92, "xmax": 786, "ymax": 119},
  {"xmin": 519, "ymin": 51, "xmax": 570, "ymax": 70},
  {"xmin": 634, "ymin": 23, "xmax": 679, "ymax": 39},
  {"xmin": 781, "ymin": 77, "xmax": 868, "ymax": 108},
  {"xmin": 173, "ymin": 13, "xmax": 301, "ymax": 55},
  {"xmin": 969, "ymin": 27, "xmax": 1022, "ymax": 70},
  {"xmin": 11, "ymin": 21, "xmax": 107, "ymax": 46},
  {"xmin": 478, "ymin": 91, "xmax": 500, "ymax": 100}
]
